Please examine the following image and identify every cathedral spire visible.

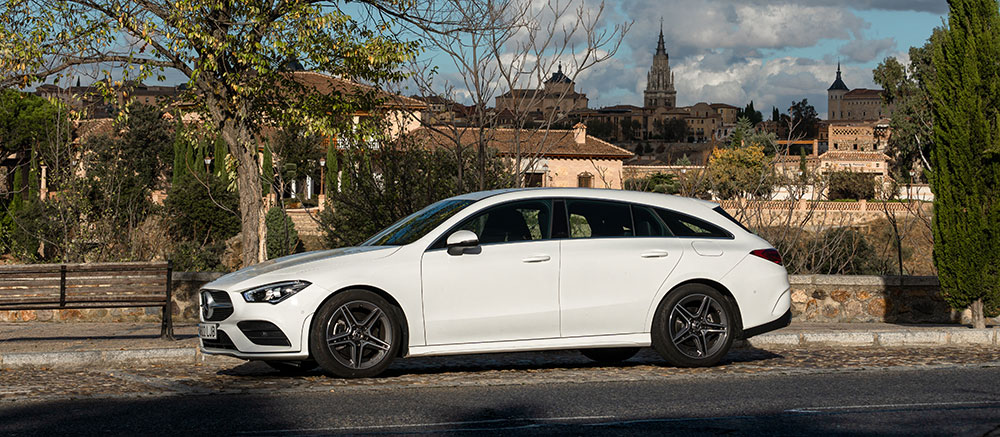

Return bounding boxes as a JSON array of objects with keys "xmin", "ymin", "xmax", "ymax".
[{"xmin": 656, "ymin": 17, "xmax": 666, "ymax": 56}]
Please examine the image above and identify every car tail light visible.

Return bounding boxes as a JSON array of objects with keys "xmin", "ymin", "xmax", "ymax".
[{"xmin": 750, "ymin": 248, "xmax": 782, "ymax": 265}]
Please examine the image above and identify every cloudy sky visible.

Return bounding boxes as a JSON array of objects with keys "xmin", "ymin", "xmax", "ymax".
[
  {"xmin": 553, "ymin": 0, "xmax": 946, "ymax": 118},
  {"xmin": 415, "ymin": 0, "xmax": 946, "ymax": 119}
]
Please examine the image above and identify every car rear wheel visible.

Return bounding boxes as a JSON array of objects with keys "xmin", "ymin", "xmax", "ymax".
[
  {"xmin": 580, "ymin": 347, "xmax": 640, "ymax": 363},
  {"xmin": 652, "ymin": 283, "xmax": 735, "ymax": 367},
  {"xmin": 309, "ymin": 290, "xmax": 401, "ymax": 378}
]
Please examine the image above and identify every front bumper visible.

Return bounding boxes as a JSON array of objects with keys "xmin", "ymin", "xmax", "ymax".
[{"xmin": 198, "ymin": 288, "xmax": 313, "ymax": 360}]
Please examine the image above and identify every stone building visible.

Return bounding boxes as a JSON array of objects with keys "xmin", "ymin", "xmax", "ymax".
[
  {"xmin": 644, "ymin": 23, "xmax": 677, "ymax": 109},
  {"xmin": 574, "ymin": 24, "xmax": 738, "ymax": 143},
  {"xmin": 827, "ymin": 64, "xmax": 892, "ymax": 121},
  {"xmin": 35, "ymin": 82, "xmax": 179, "ymax": 119},
  {"xmin": 774, "ymin": 120, "xmax": 890, "ymax": 179},
  {"xmin": 494, "ymin": 64, "xmax": 589, "ymax": 119},
  {"xmin": 413, "ymin": 123, "xmax": 633, "ymax": 189}
]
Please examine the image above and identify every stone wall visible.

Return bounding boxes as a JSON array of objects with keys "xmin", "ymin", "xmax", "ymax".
[
  {"xmin": 0, "ymin": 272, "xmax": 224, "ymax": 324},
  {"xmin": 3, "ymin": 273, "xmax": 998, "ymax": 325},
  {"xmin": 790, "ymin": 275, "xmax": 1000, "ymax": 325}
]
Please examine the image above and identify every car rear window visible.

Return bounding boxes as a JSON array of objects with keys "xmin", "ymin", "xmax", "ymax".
[
  {"xmin": 655, "ymin": 208, "xmax": 731, "ymax": 238},
  {"xmin": 712, "ymin": 206, "xmax": 752, "ymax": 233}
]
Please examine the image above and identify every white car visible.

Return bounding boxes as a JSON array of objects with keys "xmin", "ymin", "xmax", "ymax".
[{"xmin": 199, "ymin": 188, "xmax": 791, "ymax": 377}]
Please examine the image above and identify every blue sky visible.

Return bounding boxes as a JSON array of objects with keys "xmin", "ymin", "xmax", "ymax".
[
  {"xmin": 50, "ymin": 1, "xmax": 948, "ymax": 120},
  {"xmin": 498, "ymin": 0, "xmax": 948, "ymax": 119}
]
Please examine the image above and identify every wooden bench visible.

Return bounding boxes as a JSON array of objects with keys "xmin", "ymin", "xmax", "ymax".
[{"xmin": 0, "ymin": 261, "xmax": 175, "ymax": 339}]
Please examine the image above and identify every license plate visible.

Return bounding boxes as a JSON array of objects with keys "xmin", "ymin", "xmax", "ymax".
[{"xmin": 198, "ymin": 323, "xmax": 218, "ymax": 340}]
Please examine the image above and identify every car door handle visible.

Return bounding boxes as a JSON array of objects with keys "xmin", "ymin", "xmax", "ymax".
[
  {"xmin": 522, "ymin": 255, "xmax": 551, "ymax": 263},
  {"xmin": 640, "ymin": 250, "xmax": 669, "ymax": 258}
]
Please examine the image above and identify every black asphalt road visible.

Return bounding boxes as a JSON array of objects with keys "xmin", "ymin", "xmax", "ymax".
[{"xmin": 3, "ymin": 366, "xmax": 999, "ymax": 436}]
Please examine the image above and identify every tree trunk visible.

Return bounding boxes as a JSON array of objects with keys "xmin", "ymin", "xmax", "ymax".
[
  {"xmin": 971, "ymin": 299, "xmax": 986, "ymax": 329},
  {"xmin": 220, "ymin": 121, "xmax": 264, "ymax": 268}
]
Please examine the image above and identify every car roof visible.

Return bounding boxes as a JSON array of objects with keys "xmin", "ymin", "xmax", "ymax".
[{"xmin": 450, "ymin": 187, "xmax": 720, "ymax": 211}]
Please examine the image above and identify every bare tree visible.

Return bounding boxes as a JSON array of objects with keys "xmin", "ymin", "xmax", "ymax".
[{"xmin": 402, "ymin": 0, "xmax": 629, "ymax": 190}]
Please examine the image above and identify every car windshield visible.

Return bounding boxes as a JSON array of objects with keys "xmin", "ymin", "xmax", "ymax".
[{"xmin": 362, "ymin": 199, "xmax": 475, "ymax": 246}]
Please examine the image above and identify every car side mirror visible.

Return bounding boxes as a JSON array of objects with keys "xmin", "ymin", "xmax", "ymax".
[{"xmin": 446, "ymin": 230, "xmax": 480, "ymax": 256}]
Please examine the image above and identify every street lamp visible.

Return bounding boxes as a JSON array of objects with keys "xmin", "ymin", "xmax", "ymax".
[
  {"xmin": 204, "ymin": 156, "xmax": 213, "ymax": 174},
  {"xmin": 319, "ymin": 157, "xmax": 326, "ymax": 196}
]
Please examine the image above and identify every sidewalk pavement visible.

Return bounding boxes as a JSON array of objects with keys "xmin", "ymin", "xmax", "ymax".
[{"xmin": 0, "ymin": 322, "xmax": 997, "ymax": 370}]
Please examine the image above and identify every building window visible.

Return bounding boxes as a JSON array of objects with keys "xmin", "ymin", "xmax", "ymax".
[
  {"xmin": 577, "ymin": 172, "xmax": 593, "ymax": 188},
  {"xmin": 524, "ymin": 173, "xmax": 543, "ymax": 187}
]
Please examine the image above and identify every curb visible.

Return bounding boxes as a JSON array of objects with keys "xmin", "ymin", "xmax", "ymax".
[
  {"xmin": 2, "ymin": 329, "xmax": 998, "ymax": 370},
  {"xmin": 0, "ymin": 347, "xmax": 240, "ymax": 370},
  {"xmin": 746, "ymin": 327, "xmax": 1000, "ymax": 349}
]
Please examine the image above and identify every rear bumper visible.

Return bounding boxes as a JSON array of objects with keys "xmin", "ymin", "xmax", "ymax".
[{"xmin": 740, "ymin": 309, "xmax": 792, "ymax": 339}]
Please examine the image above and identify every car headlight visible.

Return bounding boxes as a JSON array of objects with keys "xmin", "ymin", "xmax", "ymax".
[{"xmin": 241, "ymin": 281, "xmax": 311, "ymax": 304}]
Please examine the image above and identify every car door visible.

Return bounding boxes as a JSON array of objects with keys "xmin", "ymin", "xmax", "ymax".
[
  {"xmin": 421, "ymin": 199, "xmax": 560, "ymax": 345},
  {"xmin": 558, "ymin": 199, "xmax": 684, "ymax": 337}
]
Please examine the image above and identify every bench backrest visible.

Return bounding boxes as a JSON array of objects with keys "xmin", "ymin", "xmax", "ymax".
[{"xmin": 0, "ymin": 262, "xmax": 172, "ymax": 310}]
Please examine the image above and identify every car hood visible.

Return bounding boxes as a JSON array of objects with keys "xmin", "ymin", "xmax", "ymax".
[{"xmin": 204, "ymin": 246, "xmax": 401, "ymax": 291}]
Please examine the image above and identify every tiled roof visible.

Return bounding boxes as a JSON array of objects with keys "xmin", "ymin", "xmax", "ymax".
[
  {"xmin": 412, "ymin": 127, "xmax": 634, "ymax": 159},
  {"xmin": 496, "ymin": 89, "xmax": 587, "ymax": 99},
  {"xmin": 74, "ymin": 118, "xmax": 114, "ymax": 142},
  {"xmin": 290, "ymin": 71, "xmax": 426, "ymax": 109},
  {"xmin": 625, "ymin": 156, "xmax": 668, "ymax": 166},
  {"xmin": 844, "ymin": 88, "xmax": 884, "ymax": 99},
  {"xmin": 709, "ymin": 103, "xmax": 739, "ymax": 109}
]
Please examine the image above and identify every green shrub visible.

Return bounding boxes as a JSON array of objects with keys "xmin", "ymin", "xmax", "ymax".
[
  {"xmin": 624, "ymin": 172, "xmax": 679, "ymax": 194},
  {"xmin": 828, "ymin": 171, "xmax": 877, "ymax": 200},
  {"xmin": 266, "ymin": 206, "xmax": 300, "ymax": 259},
  {"xmin": 170, "ymin": 240, "xmax": 227, "ymax": 272}
]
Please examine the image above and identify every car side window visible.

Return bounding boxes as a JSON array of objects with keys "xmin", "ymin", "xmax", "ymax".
[
  {"xmin": 655, "ymin": 208, "xmax": 730, "ymax": 238},
  {"xmin": 566, "ymin": 200, "xmax": 633, "ymax": 239},
  {"xmin": 632, "ymin": 205, "xmax": 672, "ymax": 237},
  {"xmin": 456, "ymin": 200, "xmax": 552, "ymax": 244}
]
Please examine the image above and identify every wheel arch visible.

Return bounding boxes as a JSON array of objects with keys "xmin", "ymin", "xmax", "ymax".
[
  {"xmin": 315, "ymin": 284, "xmax": 411, "ymax": 358},
  {"xmin": 652, "ymin": 278, "xmax": 745, "ymax": 339}
]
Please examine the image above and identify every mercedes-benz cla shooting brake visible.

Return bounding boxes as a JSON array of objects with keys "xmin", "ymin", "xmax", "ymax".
[{"xmin": 199, "ymin": 188, "xmax": 792, "ymax": 378}]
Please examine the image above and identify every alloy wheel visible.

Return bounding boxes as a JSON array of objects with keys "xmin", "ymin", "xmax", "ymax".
[
  {"xmin": 667, "ymin": 293, "xmax": 730, "ymax": 359},
  {"xmin": 325, "ymin": 300, "xmax": 393, "ymax": 370}
]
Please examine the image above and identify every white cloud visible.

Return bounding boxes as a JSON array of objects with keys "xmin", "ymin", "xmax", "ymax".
[{"xmin": 839, "ymin": 37, "xmax": 897, "ymax": 63}]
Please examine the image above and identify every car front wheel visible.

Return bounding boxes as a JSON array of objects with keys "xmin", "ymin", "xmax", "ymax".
[
  {"xmin": 652, "ymin": 284, "xmax": 735, "ymax": 367},
  {"xmin": 309, "ymin": 290, "xmax": 401, "ymax": 378}
]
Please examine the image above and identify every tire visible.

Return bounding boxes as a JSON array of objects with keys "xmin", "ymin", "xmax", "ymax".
[
  {"xmin": 580, "ymin": 347, "xmax": 640, "ymax": 364},
  {"xmin": 264, "ymin": 359, "xmax": 318, "ymax": 374},
  {"xmin": 651, "ymin": 283, "xmax": 735, "ymax": 367},
  {"xmin": 309, "ymin": 289, "xmax": 402, "ymax": 378}
]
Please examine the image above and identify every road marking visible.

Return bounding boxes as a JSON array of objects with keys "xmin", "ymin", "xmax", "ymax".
[
  {"xmin": 236, "ymin": 415, "xmax": 616, "ymax": 435},
  {"xmin": 786, "ymin": 400, "xmax": 1000, "ymax": 413}
]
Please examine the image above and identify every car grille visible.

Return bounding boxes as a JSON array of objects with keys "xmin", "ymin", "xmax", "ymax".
[
  {"xmin": 201, "ymin": 289, "xmax": 233, "ymax": 322},
  {"xmin": 202, "ymin": 330, "xmax": 237, "ymax": 350},
  {"xmin": 238, "ymin": 321, "xmax": 291, "ymax": 347}
]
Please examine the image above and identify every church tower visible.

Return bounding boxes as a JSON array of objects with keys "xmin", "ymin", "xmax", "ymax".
[
  {"xmin": 644, "ymin": 20, "xmax": 676, "ymax": 109},
  {"xmin": 827, "ymin": 62, "xmax": 849, "ymax": 120}
]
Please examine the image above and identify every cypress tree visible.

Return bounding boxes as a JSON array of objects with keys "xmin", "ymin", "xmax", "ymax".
[
  {"xmin": 325, "ymin": 145, "xmax": 338, "ymax": 196},
  {"xmin": 171, "ymin": 132, "xmax": 188, "ymax": 187},
  {"xmin": 928, "ymin": 0, "xmax": 1000, "ymax": 328},
  {"xmin": 261, "ymin": 144, "xmax": 274, "ymax": 196}
]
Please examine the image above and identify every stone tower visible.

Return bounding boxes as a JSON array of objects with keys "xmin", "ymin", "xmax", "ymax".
[
  {"xmin": 644, "ymin": 20, "xmax": 676, "ymax": 109},
  {"xmin": 827, "ymin": 62, "xmax": 849, "ymax": 120}
]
